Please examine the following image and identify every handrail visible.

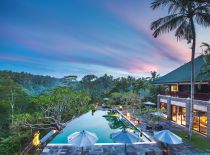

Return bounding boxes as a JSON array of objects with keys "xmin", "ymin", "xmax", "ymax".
[{"xmin": 159, "ymin": 91, "xmax": 210, "ymax": 101}]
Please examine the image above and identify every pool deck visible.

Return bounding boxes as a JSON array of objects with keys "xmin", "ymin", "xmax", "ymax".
[
  {"xmin": 42, "ymin": 142, "xmax": 202, "ymax": 155},
  {"xmin": 42, "ymin": 143, "xmax": 162, "ymax": 155}
]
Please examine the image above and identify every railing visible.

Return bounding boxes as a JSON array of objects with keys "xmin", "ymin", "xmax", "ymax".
[{"xmin": 159, "ymin": 91, "xmax": 210, "ymax": 101}]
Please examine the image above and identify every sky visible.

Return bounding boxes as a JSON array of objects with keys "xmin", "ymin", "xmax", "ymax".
[{"xmin": 0, "ymin": 0, "xmax": 209, "ymax": 78}]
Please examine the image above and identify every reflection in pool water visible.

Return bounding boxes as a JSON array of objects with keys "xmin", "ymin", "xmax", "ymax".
[{"xmin": 50, "ymin": 110, "xmax": 142, "ymax": 144}]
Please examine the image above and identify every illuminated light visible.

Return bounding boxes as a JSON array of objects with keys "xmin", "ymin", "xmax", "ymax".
[
  {"xmin": 126, "ymin": 113, "xmax": 131, "ymax": 120},
  {"xmin": 128, "ymin": 129, "xmax": 134, "ymax": 133},
  {"xmin": 171, "ymin": 84, "xmax": 178, "ymax": 92},
  {"xmin": 134, "ymin": 119, "xmax": 140, "ymax": 125}
]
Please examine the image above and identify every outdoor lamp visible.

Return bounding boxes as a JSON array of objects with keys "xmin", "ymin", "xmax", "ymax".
[{"xmin": 134, "ymin": 119, "xmax": 140, "ymax": 125}]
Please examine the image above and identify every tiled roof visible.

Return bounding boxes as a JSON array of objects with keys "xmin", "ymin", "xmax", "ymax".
[{"xmin": 153, "ymin": 55, "xmax": 210, "ymax": 84}]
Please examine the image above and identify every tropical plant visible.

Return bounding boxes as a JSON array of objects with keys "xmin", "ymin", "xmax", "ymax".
[
  {"xmin": 201, "ymin": 42, "xmax": 210, "ymax": 55},
  {"xmin": 150, "ymin": 0, "xmax": 210, "ymax": 139},
  {"xmin": 199, "ymin": 42, "xmax": 210, "ymax": 83}
]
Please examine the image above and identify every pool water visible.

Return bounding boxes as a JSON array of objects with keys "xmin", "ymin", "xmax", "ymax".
[{"xmin": 50, "ymin": 110, "xmax": 142, "ymax": 143}]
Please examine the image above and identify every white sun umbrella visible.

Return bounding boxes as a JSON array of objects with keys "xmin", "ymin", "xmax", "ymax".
[
  {"xmin": 68, "ymin": 130, "xmax": 98, "ymax": 155},
  {"xmin": 154, "ymin": 130, "xmax": 182, "ymax": 145},
  {"xmin": 143, "ymin": 101, "xmax": 156, "ymax": 106},
  {"xmin": 150, "ymin": 112, "xmax": 167, "ymax": 118},
  {"xmin": 111, "ymin": 130, "xmax": 140, "ymax": 155}
]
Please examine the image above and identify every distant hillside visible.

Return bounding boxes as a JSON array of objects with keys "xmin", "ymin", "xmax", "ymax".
[{"xmin": 0, "ymin": 70, "xmax": 66, "ymax": 95}]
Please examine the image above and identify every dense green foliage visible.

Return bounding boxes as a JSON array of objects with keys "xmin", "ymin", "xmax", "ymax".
[
  {"xmin": 0, "ymin": 71, "xmax": 93, "ymax": 154},
  {"xmin": 0, "ymin": 70, "xmax": 63, "ymax": 95},
  {"xmin": 0, "ymin": 70, "xmax": 159, "ymax": 154},
  {"xmin": 79, "ymin": 72, "xmax": 160, "ymax": 103}
]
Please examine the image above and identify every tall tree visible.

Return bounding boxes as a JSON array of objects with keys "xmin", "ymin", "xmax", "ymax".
[
  {"xmin": 150, "ymin": 0, "xmax": 210, "ymax": 139},
  {"xmin": 15, "ymin": 87, "xmax": 91, "ymax": 131},
  {"xmin": 150, "ymin": 71, "xmax": 160, "ymax": 81}
]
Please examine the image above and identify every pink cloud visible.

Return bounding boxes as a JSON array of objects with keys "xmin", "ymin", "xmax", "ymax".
[
  {"xmin": 102, "ymin": 1, "xmax": 191, "ymax": 63},
  {"xmin": 128, "ymin": 64, "xmax": 158, "ymax": 73}
]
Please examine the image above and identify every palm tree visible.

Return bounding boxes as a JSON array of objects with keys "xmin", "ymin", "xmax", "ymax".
[
  {"xmin": 150, "ymin": 0, "xmax": 210, "ymax": 139},
  {"xmin": 199, "ymin": 42, "xmax": 210, "ymax": 82},
  {"xmin": 201, "ymin": 42, "xmax": 210, "ymax": 55}
]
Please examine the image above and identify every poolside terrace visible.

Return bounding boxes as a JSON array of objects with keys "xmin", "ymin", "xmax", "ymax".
[{"xmin": 41, "ymin": 106, "xmax": 206, "ymax": 155}]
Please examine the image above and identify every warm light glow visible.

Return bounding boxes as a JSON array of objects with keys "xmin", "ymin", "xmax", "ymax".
[
  {"xmin": 128, "ymin": 129, "xmax": 134, "ymax": 133},
  {"xmin": 170, "ymin": 84, "xmax": 178, "ymax": 92},
  {"xmin": 193, "ymin": 110, "xmax": 207, "ymax": 134},
  {"xmin": 134, "ymin": 119, "xmax": 140, "ymax": 125},
  {"xmin": 126, "ymin": 112, "xmax": 131, "ymax": 120}
]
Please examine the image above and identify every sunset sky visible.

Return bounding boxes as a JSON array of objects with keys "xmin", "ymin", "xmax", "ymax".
[{"xmin": 0, "ymin": 0, "xmax": 210, "ymax": 78}]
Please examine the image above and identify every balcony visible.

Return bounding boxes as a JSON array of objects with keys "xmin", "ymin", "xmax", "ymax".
[{"xmin": 159, "ymin": 91, "xmax": 210, "ymax": 101}]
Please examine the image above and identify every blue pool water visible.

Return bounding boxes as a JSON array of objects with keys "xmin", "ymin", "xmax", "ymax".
[{"xmin": 50, "ymin": 110, "xmax": 142, "ymax": 143}]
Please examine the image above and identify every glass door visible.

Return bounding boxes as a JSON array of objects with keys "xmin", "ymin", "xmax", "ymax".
[
  {"xmin": 171, "ymin": 105, "xmax": 177, "ymax": 122},
  {"xmin": 181, "ymin": 108, "xmax": 186, "ymax": 125}
]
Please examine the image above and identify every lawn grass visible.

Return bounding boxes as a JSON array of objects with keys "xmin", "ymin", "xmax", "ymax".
[{"xmin": 173, "ymin": 131, "xmax": 210, "ymax": 151}]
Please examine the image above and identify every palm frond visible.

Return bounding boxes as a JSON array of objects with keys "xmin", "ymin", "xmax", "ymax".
[
  {"xmin": 195, "ymin": 12, "xmax": 210, "ymax": 27},
  {"xmin": 168, "ymin": 0, "xmax": 188, "ymax": 14},
  {"xmin": 200, "ymin": 42, "xmax": 210, "ymax": 55},
  {"xmin": 151, "ymin": 0, "xmax": 171, "ymax": 10},
  {"xmin": 201, "ymin": 42, "xmax": 210, "ymax": 47},
  {"xmin": 151, "ymin": 14, "xmax": 185, "ymax": 38},
  {"xmin": 194, "ymin": 4, "xmax": 210, "ymax": 13},
  {"xmin": 151, "ymin": 0, "xmax": 188, "ymax": 14},
  {"xmin": 175, "ymin": 20, "xmax": 192, "ymax": 42}
]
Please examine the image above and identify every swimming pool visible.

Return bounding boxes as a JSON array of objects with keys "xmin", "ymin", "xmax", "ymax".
[{"xmin": 50, "ymin": 110, "xmax": 145, "ymax": 144}]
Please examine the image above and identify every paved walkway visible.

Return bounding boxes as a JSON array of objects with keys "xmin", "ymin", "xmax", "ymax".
[
  {"xmin": 42, "ymin": 143, "xmax": 161, "ymax": 155},
  {"xmin": 42, "ymin": 143, "xmax": 206, "ymax": 155}
]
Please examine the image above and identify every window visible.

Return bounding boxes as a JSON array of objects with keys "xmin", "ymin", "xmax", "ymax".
[
  {"xmin": 171, "ymin": 84, "xmax": 178, "ymax": 92},
  {"xmin": 171, "ymin": 105, "xmax": 177, "ymax": 122},
  {"xmin": 160, "ymin": 102, "xmax": 167, "ymax": 110},
  {"xmin": 171, "ymin": 105, "xmax": 186, "ymax": 126},
  {"xmin": 193, "ymin": 110, "xmax": 207, "ymax": 134},
  {"xmin": 181, "ymin": 108, "xmax": 186, "ymax": 125},
  {"xmin": 160, "ymin": 102, "xmax": 167, "ymax": 113}
]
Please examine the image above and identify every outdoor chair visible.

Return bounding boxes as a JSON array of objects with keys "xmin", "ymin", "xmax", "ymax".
[
  {"xmin": 155, "ymin": 124, "xmax": 163, "ymax": 131},
  {"xmin": 146, "ymin": 125, "xmax": 153, "ymax": 130}
]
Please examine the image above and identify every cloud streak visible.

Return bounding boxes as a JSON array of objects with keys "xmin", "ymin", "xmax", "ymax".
[{"xmin": 0, "ymin": 0, "xmax": 209, "ymax": 77}]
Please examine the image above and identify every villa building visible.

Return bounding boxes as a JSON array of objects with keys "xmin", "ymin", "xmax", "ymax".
[{"xmin": 153, "ymin": 55, "xmax": 210, "ymax": 138}]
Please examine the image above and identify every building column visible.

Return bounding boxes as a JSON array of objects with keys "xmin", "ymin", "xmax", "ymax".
[
  {"xmin": 207, "ymin": 104, "xmax": 210, "ymax": 139},
  {"xmin": 157, "ymin": 95, "xmax": 160, "ymax": 109},
  {"xmin": 166, "ymin": 96, "xmax": 171, "ymax": 120},
  {"xmin": 185, "ymin": 98, "xmax": 191, "ymax": 129}
]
